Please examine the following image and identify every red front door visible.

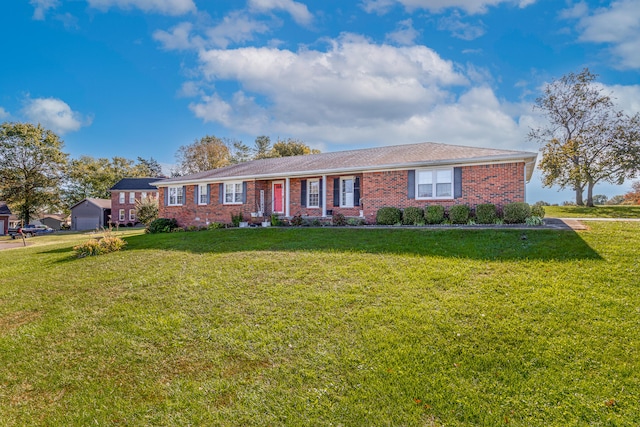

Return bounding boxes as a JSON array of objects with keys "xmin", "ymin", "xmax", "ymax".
[{"xmin": 273, "ymin": 183, "xmax": 284, "ymax": 213}]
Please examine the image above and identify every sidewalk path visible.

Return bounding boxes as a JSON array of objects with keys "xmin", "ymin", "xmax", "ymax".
[{"xmin": 545, "ymin": 217, "xmax": 640, "ymax": 231}]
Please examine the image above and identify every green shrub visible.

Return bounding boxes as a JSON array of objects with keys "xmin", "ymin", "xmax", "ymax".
[
  {"xmin": 425, "ymin": 205, "xmax": 445, "ymax": 224},
  {"xmin": 147, "ymin": 218, "xmax": 179, "ymax": 233},
  {"xmin": 525, "ymin": 216, "xmax": 544, "ymax": 226},
  {"xmin": 186, "ymin": 225, "xmax": 199, "ymax": 232},
  {"xmin": 376, "ymin": 207, "xmax": 402, "ymax": 225},
  {"xmin": 270, "ymin": 213, "xmax": 281, "ymax": 226},
  {"xmin": 332, "ymin": 213, "xmax": 347, "ymax": 226},
  {"xmin": 208, "ymin": 222, "xmax": 225, "ymax": 230},
  {"xmin": 347, "ymin": 217, "xmax": 365, "ymax": 226},
  {"xmin": 231, "ymin": 212, "xmax": 244, "ymax": 227},
  {"xmin": 531, "ymin": 204, "xmax": 546, "ymax": 218},
  {"xmin": 503, "ymin": 202, "xmax": 531, "ymax": 224},
  {"xmin": 449, "ymin": 204, "xmax": 470, "ymax": 224},
  {"xmin": 475, "ymin": 203, "xmax": 498, "ymax": 224},
  {"xmin": 402, "ymin": 207, "xmax": 424, "ymax": 225}
]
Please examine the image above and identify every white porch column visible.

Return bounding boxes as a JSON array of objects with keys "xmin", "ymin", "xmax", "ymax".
[
  {"xmin": 285, "ymin": 177, "xmax": 290, "ymax": 218},
  {"xmin": 322, "ymin": 174, "xmax": 327, "ymax": 217}
]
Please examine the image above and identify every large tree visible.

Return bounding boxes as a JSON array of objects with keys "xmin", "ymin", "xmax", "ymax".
[
  {"xmin": 0, "ymin": 122, "xmax": 68, "ymax": 224},
  {"xmin": 174, "ymin": 135, "xmax": 231, "ymax": 175},
  {"xmin": 529, "ymin": 68, "xmax": 640, "ymax": 206},
  {"xmin": 64, "ymin": 155, "xmax": 161, "ymax": 207}
]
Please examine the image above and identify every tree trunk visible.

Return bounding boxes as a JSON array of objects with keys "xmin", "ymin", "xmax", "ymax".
[
  {"xmin": 575, "ymin": 187, "xmax": 584, "ymax": 206},
  {"xmin": 586, "ymin": 181, "xmax": 595, "ymax": 207}
]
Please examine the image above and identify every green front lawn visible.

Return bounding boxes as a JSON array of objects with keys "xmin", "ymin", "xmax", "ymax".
[
  {"xmin": 545, "ymin": 204, "xmax": 640, "ymax": 218},
  {"xmin": 1, "ymin": 224, "xmax": 639, "ymax": 426}
]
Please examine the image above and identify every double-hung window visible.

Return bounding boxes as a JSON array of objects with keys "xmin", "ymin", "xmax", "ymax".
[
  {"xmin": 129, "ymin": 192, "xmax": 135, "ymax": 204},
  {"xmin": 307, "ymin": 180, "xmax": 320, "ymax": 208},
  {"xmin": 168, "ymin": 186, "xmax": 184, "ymax": 206},
  {"xmin": 141, "ymin": 192, "xmax": 147, "ymax": 200},
  {"xmin": 129, "ymin": 209, "xmax": 136, "ymax": 221},
  {"xmin": 417, "ymin": 168, "xmax": 453, "ymax": 199},
  {"xmin": 118, "ymin": 209, "xmax": 125, "ymax": 221},
  {"xmin": 341, "ymin": 177, "xmax": 354, "ymax": 208},
  {"xmin": 198, "ymin": 184, "xmax": 208, "ymax": 205},
  {"xmin": 119, "ymin": 192, "xmax": 125, "ymax": 203},
  {"xmin": 224, "ymin": 182, "xmax": 243, "ymax": 204}
]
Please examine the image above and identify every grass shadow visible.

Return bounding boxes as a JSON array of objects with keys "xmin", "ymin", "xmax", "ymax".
[{"xmin": 121, "ymin": 227, "xmax": 601, "ymax": 261}]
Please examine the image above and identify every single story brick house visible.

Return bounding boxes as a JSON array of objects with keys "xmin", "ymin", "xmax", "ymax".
[
  {"xmin": 109, "ymin": 177, "xmax": 159, "ymax": 226},
  {"xmin": 153, "ymin": 142, "xmax": 537, "ymax": 227}
]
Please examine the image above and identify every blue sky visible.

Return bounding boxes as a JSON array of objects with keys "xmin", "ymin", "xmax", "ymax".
[{"xmin": 2, "ymin": 0, "xmax": 639, "ymax": 203}]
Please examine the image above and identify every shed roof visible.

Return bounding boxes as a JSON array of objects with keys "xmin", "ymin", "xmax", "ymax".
[
  {"xmin": 70, "ymin": 198, "xmax": 112, "ymax": 210},
  {"xmin": 154, "ymin": 141, "xmax": 537, "ymax": 186}
]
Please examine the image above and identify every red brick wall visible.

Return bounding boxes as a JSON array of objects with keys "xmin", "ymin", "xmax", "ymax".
[
  {"xmin": 158, "ymin": 162, "xmax": 526, "ymax": 227},
  {"xmin": 110, "ymin": 190, "xmax": 158, "ymax": 225}
]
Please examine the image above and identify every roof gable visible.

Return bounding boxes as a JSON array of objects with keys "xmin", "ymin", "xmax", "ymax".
[
  {"xmin": 70, "ymin": 198, "xmax": 112, "ymax": 210},
  {"xmin": 0, "ymin": 201, "xmax": 11, "ymax": 216}
]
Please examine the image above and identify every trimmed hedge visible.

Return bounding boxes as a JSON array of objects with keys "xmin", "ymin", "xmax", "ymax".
[
  {"xmin": 425, "ymin": 205, "xmax": 445, "ymax": 224},
  {"xmin": 503, "ymin": 202, "xmax": 531, "ymax": 224},
  {"xmin": 475, "ymin": 203, "xmax": 498, "ymax": 224},
  {"xmin": 147, "ymin": 218, "xmax": 179, "ymax": 233},
  {"xmin": 531, "ymin": 204, "xmax": 546, "ymax": 218},
  {"xmin": 376, "ymin": 207, "xmax": 402, "ymax": 225},
  {"xmin": 402, "ymin": 207, "xmax": 424, "ymax": 225},
  {"xmin": 449, "ymin": 204, "xmax": 470, "ymax": 224}
]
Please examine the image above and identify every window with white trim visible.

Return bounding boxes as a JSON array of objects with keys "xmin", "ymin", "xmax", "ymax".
[
  {"xmin": 198, "ymin": 184, "xmax": 208, "ymax": 205},
  {"xmin": 224, "ymin": 182, "xmax": 243, "ymax": 204},
  {"xmin": 168, "ymin": 186, "xmax": 184, "ymax": 206},
  {"xmin": 417, "ymin": 168, "xmax": 453, "ymax": 199},
  {"xmin": 119, "ymin": 192, "xmax": 125, "ymax": 203},
  {"xmin": 118, "ymin": 209, "xmax": 125, "ymax": 221},
  {"xmin": 141, "ymin": 192, "xmax": 147, "ymax": 200},
  {"xmin": 129, "ymin": 192, "xmax": 135, "ymax": 204},
  {"xmin": 341, "ymin": 177, "xmax": 354, "ymax": 208},
  {"xmin": 129, "ymin": 209, "xmax": 136, "ymax": 221},
  {"xmin": 308, "ymin": 180, "xmax": 320, "ymax": 208}
]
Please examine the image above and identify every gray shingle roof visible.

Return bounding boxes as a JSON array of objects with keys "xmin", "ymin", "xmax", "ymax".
[
  {"xmin": 70, "ymin": 198, "xmax": 112, "ymax": 210},
  {"xmin": 110, "ymin": 177, "xmax": 160, "ymax": 191},
  {"xmin": 155, "ymin": 141, "xmax": 537, "ymax": 185},
  {"xmin": 0, "ymin": 201, "xmax": 11, "ymax": 216}
]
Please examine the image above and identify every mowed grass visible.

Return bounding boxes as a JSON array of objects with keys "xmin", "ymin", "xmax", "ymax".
[
  {"xmin": 0, "ymin": 224, "xmax": 639, "ymax": 426},
  {"xmin": 545, "ymin": 204, "xmax": 640, "ymax": 218}
]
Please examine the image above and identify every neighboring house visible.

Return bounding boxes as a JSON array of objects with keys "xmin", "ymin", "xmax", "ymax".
[
  {"xmin": 109, "ymin": 177, "xmax": 159, "ymax": 226},
  {"xmin": 40, "ymin": 214, "xmax": 70, "ymax": 230},
  {"xmin": 0, "ymin": 202, "xmax": 11, "ymax": 236},
  {"xmin": 153, "ymin": 142, "xmax": 538, "ymax": 227},
  {"xmin": 70, "ymin": 198, "xmax": 111, "ymax": 231}
]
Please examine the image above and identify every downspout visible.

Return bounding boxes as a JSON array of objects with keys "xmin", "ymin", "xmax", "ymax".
[
  {"xmin": 285, "ymin": 178, "xmax": 290, "ymax": 218},
  {"xmin": 322, "ymin": 174, "xmax": 327, "ymax": 218}
]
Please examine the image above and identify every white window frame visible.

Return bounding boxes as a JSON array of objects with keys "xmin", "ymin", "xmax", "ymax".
[
  {"xmin": 167, "ymin": 186, "xmax": 184, "ymax": 206},
  {"xmin": 340, "ymin": 177, "xmax": 355, "ymax": 208},
  {"xmin": 129, "ymin": 209, "xmax": 136, "ymax": 221},
  {"xmin": 307, "ymin": 179, "xmax": 320, "ymax": 208},
  {"xmin": 416, "ymin": 168, "xmax": 454, "ymax": 200},
  {"xmin": 118, "ymin": 209, "xmax": 125, "ymax": 221},
  {"xmin": 128, "ymin": 192, "xmax": 135, "ymax": 204},
  {"xmin": 119, "ymin": 192, "xmax": 125, "ymax": 204},
  {"xmin": 141, "ymin": 192, "xmax": 147, "ymax": 200},
  {"xmin": 224, "ymin": 182, "xmax": 244, "ymax": 205},
  {"xmin": 198, "ymin": 184, "xmax": 208, "ymax": 205}
]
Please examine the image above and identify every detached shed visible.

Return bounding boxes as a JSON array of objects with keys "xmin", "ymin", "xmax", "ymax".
[
  {"xmin": 70, "ymin": 198, "xmax": 111, "ymax": 231},
  {"xmin": 0, "ymin": 202, "xmax": 11, "ymax": 236}
]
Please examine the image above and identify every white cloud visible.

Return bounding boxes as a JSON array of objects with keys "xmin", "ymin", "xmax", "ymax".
[
  {"xmin": 0, "ymin": 107, "xmax": 9, "ymax": 119},
  {"xmin": 599, "ymin": 83, "xmax": 640, "ymax": 115},
  {"xmin": 362, "ymin": 0, "xmax": 536, "ymax": 15},
  {"xmin": 205, "ymin": 11, "xmax": 272, "ymax": 48},
  {"xmin": 184, "ymin": 35, "xmax": 548, "ymax": 152},
  {"xmin": 154, "ymin": 22, "xmax": 202, "ymax": 50},
  {"xmin": 437, "ymin": 11, "xmax": 485, "ymax": 40},
  {"xmin": 22, "ymin": 98, "xmax": 91, "ymax": 135},
  {"xmin": 566, "ymin": 0, "xmax": 640, "ymax": 69},
  {"xmin": 385, "ymin": 19, "xmax": 420, "ymax": 45},
  {"xmin": 30, "ymin": 0, "xmax": 59, "ymax": 20},
  {"xmin": 87, "ymin": 0, "xmax": 196, "ymax": 15},
  {"xmin": 248, "ymin": 0, "xmax": 313, "ymax": 26}
]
